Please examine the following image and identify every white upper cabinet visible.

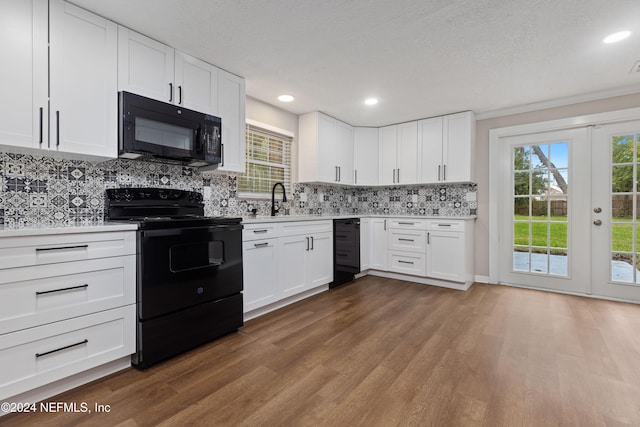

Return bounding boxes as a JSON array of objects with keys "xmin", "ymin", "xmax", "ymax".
[
  {"xmin": 175, "ymin": 51, "xmax": 219, "ymax": 116},
  {"xmin": 118, "ymin": 27, "xmax": 175, "ymax": 103},
  {"xmin": 298, "ymin": 111, "xmax": 354, "ymax": 185},
  {"xmin": 216, "ymin": 69, "xmax": 246, "ymax": 173},
  {"xmin": 0, "ymin": 0, "xmax": 48, "ymax": 150},
  {"xmin": 379, "ymin": 122, "xmax": 418, "ymax": 185},
  {"xmin": 118, "ymin": 28, "xmax": 220, "ymax": 116},
  {"xmin": 50, "ymin": 0, "xmax": 118, "ymax": 158},
  {"xmin": 418, "ymin": 111, "xmax": 475, "ymax": 183},
  {"xmin": 353, "ymin": 127, "xmax": 379, "ymax": 186},
  {"xmin": 1, "ymin": 0, "xmax": 117, "ymax": 159}
]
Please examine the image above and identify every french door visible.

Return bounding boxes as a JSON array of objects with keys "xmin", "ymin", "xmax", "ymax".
[
  {"xmin": 592, "ymin": 120, "xmax": 640, "ymax": 301},
  {"xmin": 498, "ymin": 122, "xmax": 640, "ymax": 302},
  {"xmin": 498, "ymin": 128, "xmax": 591, "ymax": 294}
]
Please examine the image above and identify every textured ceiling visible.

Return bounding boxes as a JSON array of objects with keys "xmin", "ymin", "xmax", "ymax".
[{"xmin": 70, "ymin": 0, "xmax": 640, "ymax": 126}]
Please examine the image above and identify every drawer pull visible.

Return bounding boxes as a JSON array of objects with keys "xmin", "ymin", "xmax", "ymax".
[
  {"xmin": 398, "ymin": 260, "xmax": 415, "ymax": 265},
  {"xmin": 253, "ymin": 229, "xmax": 268, "ymax": 234},
  {"xmin": 36, "ymin": 245, "xmax": 89, "ymax": 252},
  {"xmin": 36, "ymin": 284, "xmax": 89, "ymax": 295},
  {"xmin": 254, "ymin": 242, "xmax": 269, "ymax": 248},
  {"xmin": 398, "ymin": 222, "xmax": 415, "ymax": 225},
  {"xmin": 437, "ymin": 224, "xmax": 452, "ymax": 227},
  {"xmin": 398, "ymin": 238, "xmax": 415, "ymax": 242},
  {"xmin": 35, "ymin": 339, "xmax": 88, "ymax": 358}
]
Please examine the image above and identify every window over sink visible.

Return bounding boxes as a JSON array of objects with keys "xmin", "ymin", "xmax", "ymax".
[{"xmin": 238, "ymin": 121, "xmax": 293, "ymax": 199}]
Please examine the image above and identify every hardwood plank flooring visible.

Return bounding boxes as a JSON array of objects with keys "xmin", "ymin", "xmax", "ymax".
[{"xmin": 3, "ymin": 276, "xmax": 640, "ymax": 426}]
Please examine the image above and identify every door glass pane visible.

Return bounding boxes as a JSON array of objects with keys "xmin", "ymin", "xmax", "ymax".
[
  {"xmin": 511, "ymin": 141, "xmax": 569, "ymax": 276},
  {"xmin": 609, "ymin": 133, "xmax": 640, "ymax": 284}
]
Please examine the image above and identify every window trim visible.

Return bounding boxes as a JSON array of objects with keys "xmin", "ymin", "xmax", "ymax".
[{"xmin": 238, "ymin": 119, "xmax": 294, "ymax": 200}]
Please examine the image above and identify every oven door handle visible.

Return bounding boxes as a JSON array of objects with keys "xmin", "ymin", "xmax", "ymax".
[{"xmin": 141, "ymin": 225, "xmax": 242, "ymax": 237}]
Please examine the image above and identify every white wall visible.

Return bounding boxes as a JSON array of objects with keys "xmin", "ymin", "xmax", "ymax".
[{"xmin": 474, "ymin": 92, "xmax": 640, "ymax": 278}]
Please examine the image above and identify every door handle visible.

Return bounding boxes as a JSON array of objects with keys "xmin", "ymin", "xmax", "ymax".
[
  {"xmin": 593, "ymin": 207, "xmax": 602, "ymax": 213},
  {"xmin": 593, "ymin": 220, "xmax": 602, "ymax": 226}
]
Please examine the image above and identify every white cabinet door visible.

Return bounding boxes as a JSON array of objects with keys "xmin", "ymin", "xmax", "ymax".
[
  {"xmin": 317, "ymin": 113, "xmax": 338, "ymax": 182},
  {"xmin": 117, "ymin": 26, "xmax": 174, "ymax": 103},
  {"xmin": 442, "ymin": 111, "xmax": 474, "ymax": 183},
  {"xmin": 0, "ymin": 0, "xmax": 48, "ymax": 150},
  {"xmin": 360, "ymin": 218, "xmax": 371, "ymax": 270},
  {"xmin": 175, "ymin": 51, "xmax": 218, "ymax": 116},
  {"xmin": 379, "ymin": 125, "xmax": 397, "ymax": 185},
  {"xmin": 426, "ymin": 231, "xmax": 465, "ymax": 282},
  {"xmin": 278, "ymin": 235, "xmax": 308, "ymax": 298},
  {"xmin": 49, "ymin": 0, "xmax": 117, "ymax": 158},
  {"xmin": 216, "ymin": 69, "xmax": 246, "ymax": 173},
  {"xmin": 242, "ymin": 240, "xmax": 278, "ymax": 312},
  {"xmin": 396, "ymin": 121, "xmax": 418, "ymax": 185},
  {"xmin": 307, "ymin": 232, "xmax": 333, "ymax": 287},
  {"xmin": 336, "ymin": 121, "xmax": 354, "ymax": 185},
  {"xmin": 370, "ymin": 218, "xmax": 388, "ymax": 270},
  {"xmin": 417, "ymin": 116, "xmax": 444, "ymax": 183},
  {"xmin": 353, "ymin": 127, "xmax": 379, "ymax": 186}
]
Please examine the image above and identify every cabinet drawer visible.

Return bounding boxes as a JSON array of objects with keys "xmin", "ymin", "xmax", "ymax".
[
  {"xmin": 278, "ymin": 220, "xmax": 332, "ymax": 237},
  {"xmin": 0, "ymin": 305, "xmax": 135, "ymax": 401},
  {"xmin": 0, "ymin": 231, "xmax": 136, "ymax": 270},
  {"xmin": 388, "ymin": 230, "xmax": 426, "ymax": 252},
  {"xmin": 0, "ymin": 256, "xmax": 135, "ymax": 335},
  {"xmin": 389, "ymin": 251, "xmax": 426, "ymax": 276},
  {"xmin": 388, "ymin": 218, "xmax": 427, "ymax": 230},
  {"xmin": 425, "ymin": 220, "xmax": 465, "ymax": 231},
  {"xmin": 242, "ymin": 223, "xmax": 278, "ymax": 241}
]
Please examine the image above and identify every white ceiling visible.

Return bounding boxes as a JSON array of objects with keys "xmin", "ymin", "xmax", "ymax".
[{"xmin": 71, "ymin": 0, "xmax": 640, "ymax": 127}]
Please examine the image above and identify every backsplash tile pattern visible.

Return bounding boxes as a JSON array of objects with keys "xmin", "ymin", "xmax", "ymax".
[{"xmin": 0, "ymin": 152, "xmax": 477, "ymax": 227}]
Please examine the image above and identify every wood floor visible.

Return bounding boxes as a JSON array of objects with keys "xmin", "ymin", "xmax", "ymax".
[{"xmin": 4, "ymin": 276, "xmax": 640, "ymax": 426}]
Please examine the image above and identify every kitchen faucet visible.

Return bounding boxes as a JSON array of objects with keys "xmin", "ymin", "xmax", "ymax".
[{"xmin": 271, "ymin": 182, "xmax": 287, "ymax": 216}]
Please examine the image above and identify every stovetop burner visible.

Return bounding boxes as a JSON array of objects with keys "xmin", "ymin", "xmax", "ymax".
[{"xmin": 105, "ymin": 188, "xmax": 241, "ymax": 229}]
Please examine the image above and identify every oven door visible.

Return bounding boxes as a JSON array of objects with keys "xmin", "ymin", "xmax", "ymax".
[{"xmin": 138, "ymin": 224, "xmax": 243, "ymax": 320}]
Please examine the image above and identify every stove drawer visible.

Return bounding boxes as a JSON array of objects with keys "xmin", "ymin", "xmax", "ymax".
[
  {"xmin": 0, "ymin": 231, "xmax": 136, "ymax": 270},
  {"xmin": 0, "ymin": 305, "xmax": 135, "ymax": 401},
  {"xmin": 0, "ymin": 256, "xmax": 135, "ymax": 335}
]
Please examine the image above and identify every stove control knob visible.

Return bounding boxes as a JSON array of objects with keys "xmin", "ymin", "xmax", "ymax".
[
  {"xmin": 159, "ymin": 191, "xmax": 168, "ymax": 200},
  {"xmin": 123, "ymin": 191, "xmax": 132, "ymax": 202}
]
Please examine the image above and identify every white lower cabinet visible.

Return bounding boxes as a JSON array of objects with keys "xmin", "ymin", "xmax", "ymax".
[
  {"xmin": 359, "ymin": 218, "xmax": 371, "ymax": 270},
  {"xmin": 242, "ymin": 220, "xmax": 333, "ymax": 313},
  {"xmin": 0, "ymin": 227, "xmax": 137, "ymax": 403},
  {"xmin": 426, "ymin": 220, "xmax": 473, "ymax": 284},
  {"xmin": 242, "ymin": 239, "xmax": 278, "ymax": 312},
  {"xmin": 370, "ymin": 218, "xmax": 389, "ymax": 270}
]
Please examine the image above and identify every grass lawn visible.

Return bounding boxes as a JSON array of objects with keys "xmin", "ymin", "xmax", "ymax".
[{"xmin": 513, "ymin": 214, "xmax": 637, "ymax": 253}]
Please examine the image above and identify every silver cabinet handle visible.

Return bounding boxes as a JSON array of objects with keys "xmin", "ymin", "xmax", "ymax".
[
  {"xmin": 398, "ymin": 238, "xmax": 414, "ymax": 242},
  {"xmin": 438, "ymin": 165, "xmax": 441, "ymax": 181},
  {"xmin": 397, "ymin": 168, "xmax": 400, "ymax": 183},
  {"xmin": 443, "ymin": 164, "xmax": 446, "ymax": 181},
  {"xmin": 36, "ymin": 339, "xmax": 88, "ymax": 358},
  {"xmin": 169, "ymin": 83, "xmax": 173, "ymax": 102},
  {"xmin": 306, "ymin": 237, "xmax": 309, "ymax": 251},
  {"xmin": 178, "ymin": 86, "xmax": 183, "ymax": 105},
  {"xmin": 427, "ymin": 232, "xmax": 430, "ymax": 244},
  {"xmin": 220, "ymin": 143, "xmax": 225, "ymax": 167},
  {"xmin": 398, "ymin": 260, "xmax": 414, "ymax": 265},
  {"xmin": 253, "ymin": 229, "xmax": 268, "ymax": 234},
  {"xmin": 310, "ymin": 236, "xmax": 314, "ymax": 250},
  {"xmin": 398, "ymin": 222, "xmax": 415, "ymax": 225},
  {"xmin": 254, "ymin": 242, "xmax": 269, "ymax": 248},
  {"xmin": 36, "ymin": 284, "xmax": 88, "ymax": 296},
  {"xmin": 437, "ymin": 224, "xmax": 451, "ymax": 227},
  {"xmin": 355, "ymin": 170, "xmax": 358, "ymax": 184},
  {"xmin": 384, "ymin": 219, "xmax": 387, "ymax": 231}
]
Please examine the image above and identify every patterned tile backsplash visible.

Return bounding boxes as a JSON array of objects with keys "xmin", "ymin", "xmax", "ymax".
[{"xmin": 0, "ymin": 152, "xmax": 477, "ymax": 227}]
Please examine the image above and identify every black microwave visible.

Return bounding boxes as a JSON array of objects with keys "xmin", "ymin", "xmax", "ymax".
[{"xmin": 118, "ymin": 91, "xmax": 221, "ymax": 167}]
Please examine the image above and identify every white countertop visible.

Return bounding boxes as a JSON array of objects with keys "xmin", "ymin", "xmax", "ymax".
[
  {"xmin": 241, "ymin": 214, "xmax": 477, "ymax": 224},
  {"xmin": 0, "ymin": 222, "xmax": 139, "ymax": 237}
]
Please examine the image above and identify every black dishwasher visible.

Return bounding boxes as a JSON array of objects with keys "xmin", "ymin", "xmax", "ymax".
[{"xmin": 330, "ymin": 218, "xmax": 361, "ymax": 288}]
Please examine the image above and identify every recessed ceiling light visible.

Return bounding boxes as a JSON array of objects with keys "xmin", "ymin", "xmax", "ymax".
[
  {"xmin": 603, "ymin": 31, "xmax": 631, "ymax": 44},
  {"xmin": 364, "ymin": 98, "xmax": 378, "ymax": 106},
  {"xmin": 277, "ymin": 94, "xmax": 295, "ymax": 102}
]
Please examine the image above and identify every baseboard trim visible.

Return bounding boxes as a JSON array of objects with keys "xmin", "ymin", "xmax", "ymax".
[
  {"xmin": 474, "ymin": 275, "xmax": 491, "ymax": 284},
  {"xmin": 243, "ymin": 284, "xmax": 329, "ymax": 321},
  {"xmin": 366, "ymin": 270, "xmax": 472, "ymax": 291}
]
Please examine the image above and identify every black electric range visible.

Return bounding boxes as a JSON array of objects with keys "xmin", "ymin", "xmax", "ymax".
[{"xmin": 105, "ymin": 188, "xmax": 244, "ymax": 368}]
